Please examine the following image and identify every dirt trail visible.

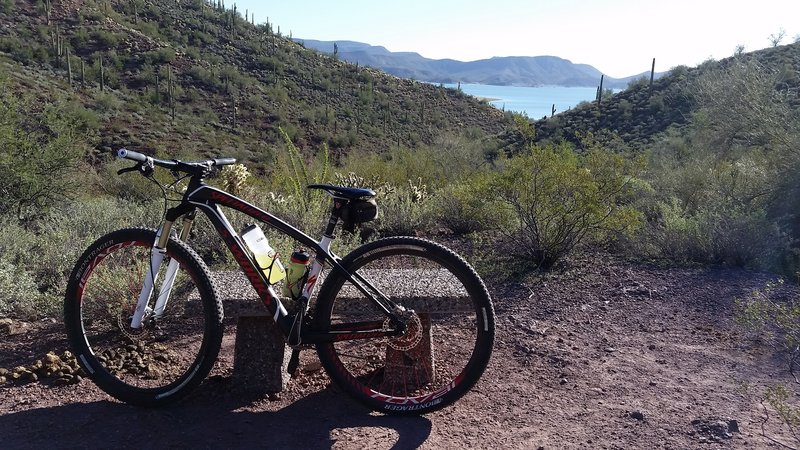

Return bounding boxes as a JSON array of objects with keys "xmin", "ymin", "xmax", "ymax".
[{"xmin": 1, "ymin": 257, "xmax": 798, "ymax": 449}]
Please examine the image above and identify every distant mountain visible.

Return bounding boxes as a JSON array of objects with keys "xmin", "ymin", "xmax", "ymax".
[{"xmin": 295, "ymin": 39, "xmax": 662, "ymax": 88}]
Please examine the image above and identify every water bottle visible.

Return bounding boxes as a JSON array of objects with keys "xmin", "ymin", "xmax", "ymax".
[
  {"xmin": 241, "ymin": 224, "xmax": 286, "ymax": 285},
  {"xmin": 282, "ymin": 250, "xmax": 311, "ymax": 299}
]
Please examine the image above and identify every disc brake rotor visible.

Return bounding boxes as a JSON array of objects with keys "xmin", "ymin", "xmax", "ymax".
[{"xmin": 384, "ymin": 312, "xmax": 423, "ymax": 351}]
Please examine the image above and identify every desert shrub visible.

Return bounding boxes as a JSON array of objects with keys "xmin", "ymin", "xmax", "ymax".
[
  {"xmin": 91, "ymin": 29, "xmax": 122, "ymax": 47},
  {"xmin": 0, "ymin": 258, "xmax": 49, "ymax": 319},
  {"xmin": 0, "ymin": 196, "xmax": 161, "ymax": 318},
  {"xmin": 736, "ymin": 280, "xmax": 800, "ymax": 362},
  {"xmin": 144, "ymin": 47, "xmax": 176, "ymax": 65},
  {"xmin": 0, "ymin": 75, "xmax": 87, "ymax": 224},
  {"xmin": 736, "ymin": 280, "xmax": 800, "ymax": 443},
  {"xmin": 0, "ymin": 36, "xmax": 34, "ymax": 64},
  {"xmin": 640, "ymin": 197, "xmax": 790, "ymax": 268},
  {"xmin": 641, "ymin": 125, "xmax": 794, "ymax": 270},
  {"xmin": 639, "ymin": 198, "xmax": 709, "ymax": 262},
  {"xmin": 433, "ymin": 175, "xmax": 511, "ymax": 235},
  {"xmin": 338, "ymin": 133, "xmax": 495, "ymax": 188},
  {"xmin": 491, "ymin": 142, "xmax": 642, "ymax": 270},
  {"xmin": 373, "ymin": 178, "xmax": 433, "ymax": 237}
]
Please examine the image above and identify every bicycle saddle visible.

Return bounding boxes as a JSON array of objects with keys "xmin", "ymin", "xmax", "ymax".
[{"xmin": 307, "ymin": 184, "xmax": 376, "ymax": 200}]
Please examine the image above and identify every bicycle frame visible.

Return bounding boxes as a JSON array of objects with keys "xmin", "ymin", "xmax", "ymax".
[{"xmin": 130, "ymin": 182, "xmax": 404, "ymax": 345}]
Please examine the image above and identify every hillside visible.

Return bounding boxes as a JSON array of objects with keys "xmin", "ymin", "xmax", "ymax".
[
  {"xmin": 0, "ymin": 0, "xmax": 511, "ymax": 167},
  {"xmin": 532, "ymin": 41, "xmax": 800, "ymax": 149},
  {"xmin": 297, "ymin": 39, "xmax": 658, "ymax": 89}
]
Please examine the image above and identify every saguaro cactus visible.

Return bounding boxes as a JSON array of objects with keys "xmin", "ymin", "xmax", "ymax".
[
  {"xmin": 99, "ymin": 56, "xmax": 105, "ymax": 91},
  {"xmin": 596, "ymin": 74, "xmax": 604, "ymax": 105},
  {"xmin": 66, "ymin": 49, "xmax": 72, "ymax": 87},
  {"xmin": 650, "ymin": 58, "xmax": 656, "ymax": 88}
]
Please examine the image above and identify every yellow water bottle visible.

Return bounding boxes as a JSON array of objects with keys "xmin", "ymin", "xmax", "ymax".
[
  {"xmin": 282, "ymin": 250, "xmax": 311, "ymax": 299},
  {"xmin": 241, "ymin": 224, "xmax": 286, "ymax": 284}
]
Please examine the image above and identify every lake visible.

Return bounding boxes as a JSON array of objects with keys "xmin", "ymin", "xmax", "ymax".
[{"xmin": 444, "ymin": 83, "xmax": 598, "ymax": 119}]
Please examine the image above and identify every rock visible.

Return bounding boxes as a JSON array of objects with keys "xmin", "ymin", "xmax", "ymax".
[
  {"xmin": 629, "ymin": 410, "xmax": 645, "ymax": 421},
  {"xmin": 0, "ymin": 376, "xmax": 6, "ymax": 384},
  {"xmin": 604, "ymin": 347, "xmax": 616, "ymax": 353},
  {"xmin": 302, "ymin": 360, "xmax": 322, "ymax": 373},
  {"xmin": 0, "ymin": 318, "xmax": 12, "ymax": 333},
  {"xmin": 0, "ymin": 368, "xmax": 8, "ymax": 376},
  {"xmin": 45, "ymin": 352, "xmax": 62, "ymax": 365},
  {"xmin": 691, "ymin": 417, "xmax": 738, "ymax": 440},
  {"xmin": 12, "ymin": 366, "xmax": 28, "ymax": 379}
]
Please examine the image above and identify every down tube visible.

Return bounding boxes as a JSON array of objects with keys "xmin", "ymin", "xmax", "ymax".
[{"xmin": 187, "ymin": 187, "xmax": 323, "ymax": 319}]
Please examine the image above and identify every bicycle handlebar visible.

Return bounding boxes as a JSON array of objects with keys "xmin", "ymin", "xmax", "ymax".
[
  {"xmin": 117, "ymin": 148, "xmax": 149, "ymax": 163},
  {"xmin": 116, "ymin": 148, "xmax": 237, "ymax": 175}
]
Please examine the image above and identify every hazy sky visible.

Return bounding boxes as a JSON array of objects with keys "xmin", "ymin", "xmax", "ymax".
[{"xmin": 231, "ymin": 1, "xmax": 798, "ymax": 78}]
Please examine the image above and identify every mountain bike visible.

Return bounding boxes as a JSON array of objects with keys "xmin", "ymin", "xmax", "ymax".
[{"xmin": 64, "ymin": 149, "xmax": 495, "ymax": 415}]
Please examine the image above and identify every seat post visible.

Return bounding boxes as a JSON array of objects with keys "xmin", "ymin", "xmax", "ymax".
[{"xmin": 322, "ymin": 197, "xmax": 347, "ymax": 239}]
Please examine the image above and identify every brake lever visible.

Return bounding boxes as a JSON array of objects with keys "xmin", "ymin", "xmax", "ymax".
[
  {"xmin": 117, "ymin": 164, "xmax": 141, "ymax": 175},
  {"xmin": 117, "ymin": 161, "xmax": 154, "ymax": 177}
]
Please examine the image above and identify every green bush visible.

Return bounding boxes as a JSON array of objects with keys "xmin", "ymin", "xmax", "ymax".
[
  {"xmin": 433, "ymin": 175, "xmax": 510, "ymax": 235},
  {"xmin": 0, "ymin": 75, "xmax": 87, "ymax": 223},
  {"xmin": 0, "ymin": 195, "xmax": 162, "ymax": 318},
  {"xmin": 0, "ymin": 258, "xmax": 49, "ymax": 319},
  {"xmin": 91, "ymin": 30, "xmax": 122, "ymax": 47},
  {"xmin": 641, "ymin": 123, "xmax": 794, "ymax": 270},
  {"xmin": 736, "ymin": 279, "xmax": 800, "ymax": 370},
  {"xmin": 373, "ymin": 178, "xmax": 433, "ymax": 237},
  {"xmin": 0, "ymin": 0, "xmax": 13, "ymax": 13},
  {"xmin": 491, "ymin": 142, "xmax": 642, "ymax": 270}
]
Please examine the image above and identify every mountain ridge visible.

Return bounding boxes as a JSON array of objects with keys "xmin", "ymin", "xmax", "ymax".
[
  {"xmin": 0, "ymin": 1, "xmax": 511, "ymax": 162},
  {"xmin": 296, "ymin": 39, "xmax": 663, "ymax": 88}
]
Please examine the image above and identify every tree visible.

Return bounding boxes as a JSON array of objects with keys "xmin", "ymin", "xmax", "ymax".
[
  {"xmin": 692, "ymin": 59, "xmax": 797, "ymax": 153},
  {"xmin": 769, "ymin": 28, "xmax": 786, "ymax": 47},
  {"xmin": 0, "ymin": 74, "xmax": 85, "ymax": 224}
]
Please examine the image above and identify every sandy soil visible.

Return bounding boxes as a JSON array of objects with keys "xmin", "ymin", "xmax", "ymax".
[{"xmin": 2, "ymin": 255, "xmax": 799, "ymax": 449}]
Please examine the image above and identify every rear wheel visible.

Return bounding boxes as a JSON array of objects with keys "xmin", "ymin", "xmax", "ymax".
[
  {"xmin": 64, "ymin": 228, "xmax": 224, "ymax": 406},
  {"xmin": 314, "ymin": 237, "xmax": 495, "ymax": 415}
]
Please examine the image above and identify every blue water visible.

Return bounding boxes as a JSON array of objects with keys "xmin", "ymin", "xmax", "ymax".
[{"xmin": 445, "ymin": 84, "xmax": 598, "ymax": 119}]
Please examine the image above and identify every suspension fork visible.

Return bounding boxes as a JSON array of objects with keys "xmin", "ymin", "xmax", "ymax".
[{"xmin": 130, "ymin": 213, "xmax": 196, "ymax": 328}]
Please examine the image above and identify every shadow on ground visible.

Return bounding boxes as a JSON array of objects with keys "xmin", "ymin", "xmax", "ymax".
[{"xmin": 1, "ymin": 381, "xmax": 432, "ymax": 450}]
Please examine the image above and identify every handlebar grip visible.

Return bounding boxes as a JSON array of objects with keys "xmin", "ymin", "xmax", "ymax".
[
  {"xmin": 213, "ymin": 157, "xmax": 237, "ymax": 166},
  {"xmin": 117, "ymin": 148, "xmax": 149, "ymax": 163}
]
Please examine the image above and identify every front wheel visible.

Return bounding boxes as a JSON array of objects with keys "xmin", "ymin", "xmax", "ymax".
[
  {"xmin": 64, "ymin": 228, "xmax": 224, "ymax": 406},
  {"xmin": 314, "ymin": 237, "xmax": 495, "ymax": 415}
]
